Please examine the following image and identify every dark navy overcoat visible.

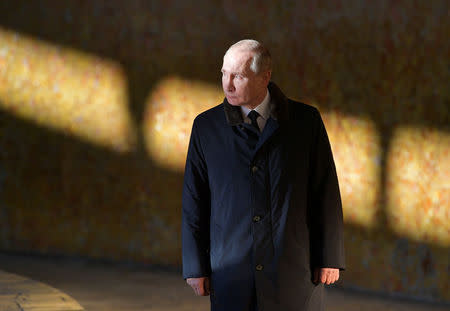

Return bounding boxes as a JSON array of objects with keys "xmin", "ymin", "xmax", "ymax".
[{"xmin": 182, "ymin": 82, "xmax": 345, "ymax": 311}]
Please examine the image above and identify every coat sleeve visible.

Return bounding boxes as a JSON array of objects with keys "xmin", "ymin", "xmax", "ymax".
[
  {"xmin": 308, "ymin": 107, "xmax": 346, "ymax": 271},
  {"xmin": 181, "ymin": 117, "xmax": 211, "ymax": 279}
]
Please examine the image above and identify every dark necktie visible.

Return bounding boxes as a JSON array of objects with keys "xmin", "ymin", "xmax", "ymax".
[{"xmin": 247, "ymin": 110, "xmax": 260, "ymax": 134}]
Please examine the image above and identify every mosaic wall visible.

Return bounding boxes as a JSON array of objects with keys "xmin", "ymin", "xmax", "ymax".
[{"xmin": 0, "ymin": 0, "xmax": 448, "ymax": 302}]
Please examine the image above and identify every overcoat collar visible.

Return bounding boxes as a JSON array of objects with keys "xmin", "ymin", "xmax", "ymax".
[{"xmin": 223, "ymin": 81, "xmax": 290, "ymax": 126}]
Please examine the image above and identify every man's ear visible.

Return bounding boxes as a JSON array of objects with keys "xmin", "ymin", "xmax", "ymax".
[
  {"xmin": 259, "ymin": 70, "xmax": 271, "ymax": 86},
  {"xmin": 265, "ymin": 70, "xmax": 272, "ymax": 84}
]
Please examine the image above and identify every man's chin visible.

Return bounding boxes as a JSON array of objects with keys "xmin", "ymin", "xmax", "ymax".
[{"xmin": 226, "ymin": 97, "xmax": 242, "ymax": 106}]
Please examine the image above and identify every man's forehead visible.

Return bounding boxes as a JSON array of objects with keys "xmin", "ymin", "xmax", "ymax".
[
  {"xmin": 222, "ymin": 50, "xmax": 253, "ymax": 70},
  {"xmin": 225, "ymin": 48, "xmax": 253, "ymax": 61}
]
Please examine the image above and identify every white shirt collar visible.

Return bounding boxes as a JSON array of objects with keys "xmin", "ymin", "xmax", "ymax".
[{"xmin": 240, "ymin": 89, "xmax": 272, "ymax": 120}]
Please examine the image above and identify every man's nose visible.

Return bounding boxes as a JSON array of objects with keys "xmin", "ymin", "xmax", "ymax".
[{"xmin": 225, "ymin": 76, "xmax": 235, "ymax": 92}]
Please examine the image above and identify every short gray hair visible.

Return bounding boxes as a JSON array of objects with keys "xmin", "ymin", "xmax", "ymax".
[{"xmin": 224, "ymin": 39, "xmax": 272, "ymax": 74}]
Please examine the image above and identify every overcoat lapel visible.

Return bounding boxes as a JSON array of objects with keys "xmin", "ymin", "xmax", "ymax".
[
  {"xmin": 254, "ymin": 116, "xmax": 278, "ymax": 153},
  {"xmin": 222, "ymin": 81, "xmax": 291, "ymax": 157}
]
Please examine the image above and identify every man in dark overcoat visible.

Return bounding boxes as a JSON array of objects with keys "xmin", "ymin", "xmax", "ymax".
[{"xmin": 182, "ymin": 39, "xmax": 345, "ymax": 311}]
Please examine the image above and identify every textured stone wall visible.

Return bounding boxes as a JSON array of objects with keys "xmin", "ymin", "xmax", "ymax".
[{"xmin": 0, "ymin": 0, "xmax": 448, "ymax": 302}]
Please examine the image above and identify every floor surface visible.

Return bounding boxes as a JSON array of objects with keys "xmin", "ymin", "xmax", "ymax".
[{"xmin": 0, "ymin": 253, "xmax": 447, "ymax": 311}]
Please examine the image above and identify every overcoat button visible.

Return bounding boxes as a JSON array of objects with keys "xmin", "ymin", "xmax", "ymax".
[
  {"xmin": 256, "ymin": 264, "xmax": 264, "ymax": 271},
  {"xmin": 253, "ymin": 215, "xmax": 261, "ymax": 222},
  {"xmin": 251, "ymin": 166, "xmax": 258, "ymax": 173}
]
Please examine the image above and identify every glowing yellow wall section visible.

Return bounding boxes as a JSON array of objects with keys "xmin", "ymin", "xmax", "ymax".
[
  {"xmin": 387, "ymin": 127, "xmax": 449, "ymax": 246},
  {"xmin": 0, "ymin": 27, "xmax": 136, "ymax": 153},
  {"xmin": 323, "ymin": 111, "xmax": 381, "ymax": 228},
  {"xmin": 143, "ymin": 77, "xmax": 223, "ymax": 171}
]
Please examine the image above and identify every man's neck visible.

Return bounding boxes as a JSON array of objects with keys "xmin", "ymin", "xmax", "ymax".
[
  {"xmin": 242, "ymin": 89, "xmax": 269, "ymax": 110},
  {"xmin": 240, "ymin": 89, "xmax": 271, "ymax": 122}
]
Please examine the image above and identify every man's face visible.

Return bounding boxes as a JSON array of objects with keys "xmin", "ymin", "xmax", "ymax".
[{"xmin": 221, "ymin": 49, "xmax": 270, "ymax": 109}]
